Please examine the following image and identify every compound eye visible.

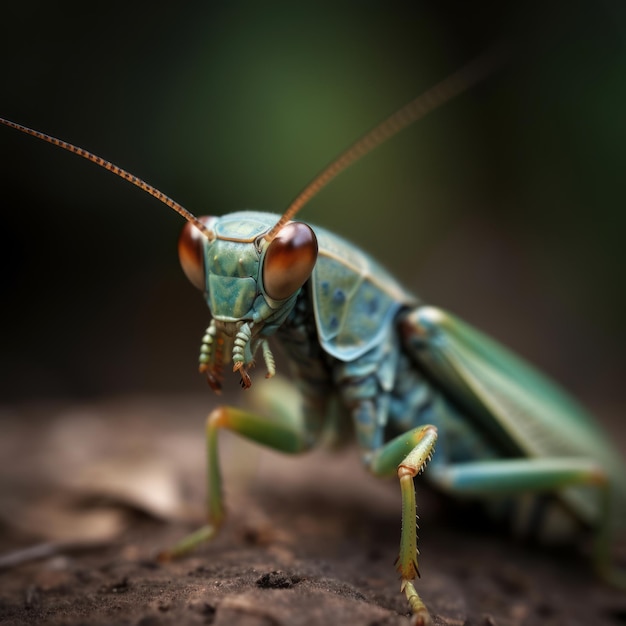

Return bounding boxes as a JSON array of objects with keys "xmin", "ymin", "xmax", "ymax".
[
  {"xmin": 178, "ymin": 216, "xmax": 214, "ymax": 290},
  {"xmin": 263, "ymin": 222, "xmax": 318, "ymax": 300}
]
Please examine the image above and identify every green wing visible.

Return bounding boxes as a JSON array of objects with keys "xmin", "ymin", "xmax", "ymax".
[{"xmin": 406, "ymin": 306, "xmax": 626, "ymax": 526}]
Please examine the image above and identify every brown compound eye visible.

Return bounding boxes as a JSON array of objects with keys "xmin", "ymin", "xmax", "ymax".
[
  {"xmin": 178, "ymin": 216, "xmax": 214, "ymax": 290},
  {"xmin": 263, "ymin": 222, "xmax": 318, "ymax": 300}
]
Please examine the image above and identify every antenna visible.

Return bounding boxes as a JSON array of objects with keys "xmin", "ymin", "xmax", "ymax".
[
  {"xmin": 265, "ymin": 46, "xmax": 507, "ymax": 242},
  {"xmin": 0, "ymin": 117, "xmax": 215, "ymax": 241}
]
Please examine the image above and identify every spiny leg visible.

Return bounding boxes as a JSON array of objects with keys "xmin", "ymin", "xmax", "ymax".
[
  {"xmin": 369, "ymin": 424, "xmax": 438, "ymax": 626},
  {"xmin": 159, "ymin": 382, "xmax": 313, "ymax": 561}
]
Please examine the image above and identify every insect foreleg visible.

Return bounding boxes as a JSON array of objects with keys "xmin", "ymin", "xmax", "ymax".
[
  {"xmin": 369, "ymin": 424, "xmax": 438, "ymax": 626},
  {"xmin": 159, "ymin": 380, "xmax": 316, "ymax": 561}
]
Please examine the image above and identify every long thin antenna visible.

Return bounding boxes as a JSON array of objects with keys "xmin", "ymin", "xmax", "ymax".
[
  {"xmin": 265, "ymin": 46, "xmax": 507, "ymax": 242},
  {"xmin": 0, "ymin": 118, "xmax": 215, "ymax": 241}
]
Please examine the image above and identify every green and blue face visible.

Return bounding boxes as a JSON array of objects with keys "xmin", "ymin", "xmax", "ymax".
[{"xmin": 178, "ymin": 210, "xmax": 318, "ymax": 389}]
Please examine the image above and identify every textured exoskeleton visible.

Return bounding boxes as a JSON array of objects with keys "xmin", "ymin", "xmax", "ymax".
[
  {"xmin": 171, "ymin": 209, "xmax": 626, "ymax": 626},
  {"xmin": 2, "ymin": 50, "xmax": 624, "ymax": 626}
]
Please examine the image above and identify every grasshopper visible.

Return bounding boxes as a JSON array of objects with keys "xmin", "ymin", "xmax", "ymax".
[{"xmin": 2, "ymin": 50, "xmax": 624, "ymax": 625}]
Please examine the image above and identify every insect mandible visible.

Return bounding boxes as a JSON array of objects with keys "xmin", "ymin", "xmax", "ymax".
[{"xmin": 2, "ymin": 50, "xmax": 625, "ymax": 626}]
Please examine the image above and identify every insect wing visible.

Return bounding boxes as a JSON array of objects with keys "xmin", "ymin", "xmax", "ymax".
[{"xmin": 407, "ymin": 306, "xmax": 626, "ymax": 526}]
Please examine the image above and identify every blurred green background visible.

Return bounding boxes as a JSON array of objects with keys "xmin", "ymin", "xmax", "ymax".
[{"xmin": 0, "ymin": 1, "xmax": 624, "ymax": 433}]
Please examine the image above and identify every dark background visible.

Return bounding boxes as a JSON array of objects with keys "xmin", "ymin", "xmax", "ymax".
[{"xmin": 1, "ymin": 1, "xmax": 624, "ymax": 440}]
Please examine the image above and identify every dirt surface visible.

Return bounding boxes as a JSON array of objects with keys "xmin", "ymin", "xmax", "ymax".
[{"xmin": 0, "ymin": 396, "xmax": 625, "ymax": 626}]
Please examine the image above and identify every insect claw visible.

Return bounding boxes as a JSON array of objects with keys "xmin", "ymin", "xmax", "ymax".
[
  {"xmin": 233, "ymin": 361, "xmax": 252, "ymax": 389},
  {"xmin": 240, "ymin": 370, "xmax": 252, "ymax": 389}
]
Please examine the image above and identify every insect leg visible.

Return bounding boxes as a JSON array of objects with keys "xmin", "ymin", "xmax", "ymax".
[
  {"xmin": 401, "ymin": 306, "xmax": 626, "ymax": 587},
  {"xmin": 427, "ymin": 457, "xmax": 625, "ymax": 587},
  {"xmin": 158, "ymin": 378, "xmax": 316, "ymax": 560},
  {"xmin": 369, "ymin": 424, "xmax": 438, "ymax": 626}
]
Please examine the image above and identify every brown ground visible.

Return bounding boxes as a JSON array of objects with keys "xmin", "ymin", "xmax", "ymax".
[{"xmin": 0, "ymin": 396, "xmax": 624, "ymax": 626}]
